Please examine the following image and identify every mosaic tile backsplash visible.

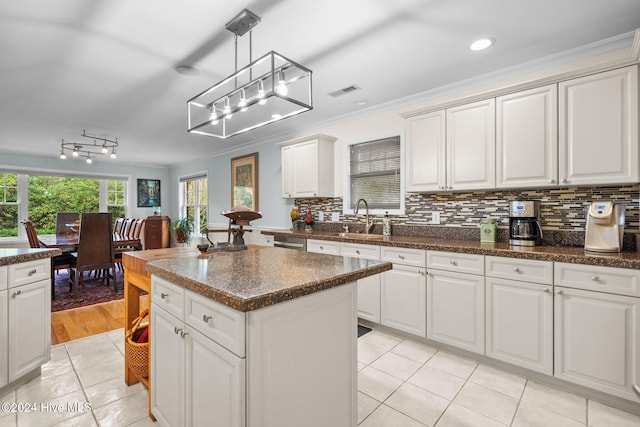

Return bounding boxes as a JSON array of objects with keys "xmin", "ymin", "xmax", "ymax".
[{"xmin": 294, "ymin": 185, "xmax": 639, "ymax": 248}]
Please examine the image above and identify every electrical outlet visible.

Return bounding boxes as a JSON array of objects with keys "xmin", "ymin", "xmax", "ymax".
[
  {"xmin": 331, "ymin": 212, "xmax": 339, "ymax": 222},
  {"xmin": 318, "ymin": 212, "xmax": 324, "ymax": 221},
  {"xmin": 432, "ymin": 212, "xmax": 441, "ymax": 224}
]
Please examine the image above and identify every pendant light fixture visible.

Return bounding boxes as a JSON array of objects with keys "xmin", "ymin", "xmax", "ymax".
[
  {"xmin": 59, "ymin": 130, "xmax": 118, "ymax": 163},
  {"xmin": 187, "ymin": 9, "xmax": 313, "ymax": 139}
]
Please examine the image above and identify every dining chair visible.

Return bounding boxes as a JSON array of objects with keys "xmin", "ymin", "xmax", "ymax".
[
  {"xmin": 113, "ymin": 217, "xmax": 125, "ymax": 235},
  {"xmin": 70, "ymin": 212, "xmax": 116, "ymax": 296},
  {"xmin": 114, "ymin": 218, "xmax": 145, "ymax": 269},
  {"xmin": 55, "ymin": 212, "xmax": 80, "ymax": 235},
  {"xmin": 21, "ymin": 219, "xmax": 77, "ymax": 300}
]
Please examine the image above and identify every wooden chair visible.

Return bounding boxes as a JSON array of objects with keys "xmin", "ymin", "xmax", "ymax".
[
  {"xmin": 55, "ymin": 212, "xmax": 80, "ymax": 235},
  {"xmin": 113, "ymin": 217, "xmax": 124, "ymax": 235},
  {"xmin": 70, "ymin": 212, "xmax": 116, "ymax": 296},
  {"xmin": 21, "ymin": 219, "xmax": 77, "ymax": 300},
  {"xmin": 114, "ymin": 218, "xmax": 145, "ymax": 269}
]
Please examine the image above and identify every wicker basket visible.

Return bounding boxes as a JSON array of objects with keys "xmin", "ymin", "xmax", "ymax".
[{"xmin": 125, "ymin": 310, "xmax": 149, "ymax": 378}]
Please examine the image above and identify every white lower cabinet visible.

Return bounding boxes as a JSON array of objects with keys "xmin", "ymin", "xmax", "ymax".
[
  {"xmin": 0, "ymin": 288, "xmax": 7, "ymax": 389},
  {"xmin": 554, "ymin": 286, "xmax": 640, "ymax": 403},
  {"xmin": 486, "ymin": 278, "xmax": 553, "ymax": 374},
  {"xmin": 381, "ymin": 264, "xmax": 427, "ymax": 337},
  {"xmin": 341, "ymin": 243, "xmax": 381, "ymax": 323}
]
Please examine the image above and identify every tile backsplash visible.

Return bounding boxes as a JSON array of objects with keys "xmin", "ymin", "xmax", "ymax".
[{"xmin": 294, "ymin": 185, "xmax": 639, "ymax": 247}]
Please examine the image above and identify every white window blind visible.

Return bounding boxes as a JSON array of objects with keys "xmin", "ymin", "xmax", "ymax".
[{"xmin": 349, "ymin": 136, "xmax": 401, "ymax": 210}]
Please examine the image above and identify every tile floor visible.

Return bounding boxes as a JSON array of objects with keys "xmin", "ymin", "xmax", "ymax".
[{"xmin": 0, "ymin": 328, "xmax": 639, "ymax": 426}]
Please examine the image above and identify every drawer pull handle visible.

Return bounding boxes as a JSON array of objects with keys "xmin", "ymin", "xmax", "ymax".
[
  {"xmin": 398, "ymin": 254, "xmax": 405, "ymax": 260},
  {"xmin": 543, "ymin": 288, "xmax": 550, "ymax": 293},
  {"xmin": 356, "ymin": 250, "xmax": 360, "ymax": 254},
  {"xmin": 513, "ymin": 267, "xmax": 520, "ymax": 273},
  {"xmin": 203, "ymin": 315, "xmax": 212, "ymax": 323},
  {"xmin": 449, "ymin": 260, "xmax": 457, "ymax": 266},
  {"xmin": 556, "ymin": 290, "xmax": 563, "ymax": 295},
  {"xmin": 161, "ymin": 293, "xmax": 169, "ymax": 299},
  {"xmin": 319, "ymin": 246, "xmax": 324, "ymax": 250},
  {"xmin": 591, "ymin": 276, "xmax": 599, "ymax": 282},
  {"xmin": 180, "ymin": 331, "xmax": 189, "ymax": 338},
  {"xmin": 174, "ymin": 327, "xmax": 182, "ymax": 335},
  {"xmin": 28, "ymin": 269, "xmax": 37, "ymax": 276},
  {"xmin": 11, "ymin": 290, "xmax": 22, "ymax": 298}
]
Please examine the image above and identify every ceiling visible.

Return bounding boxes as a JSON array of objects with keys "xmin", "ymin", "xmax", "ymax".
[{"xmin": 1, "ymin": 0, "xmax": 639, "ymax": 167}]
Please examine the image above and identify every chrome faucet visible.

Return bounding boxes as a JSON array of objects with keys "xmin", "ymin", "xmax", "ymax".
[{"xmin": 354, "ymin": 198, "xmax": 374, "ymax": 234}]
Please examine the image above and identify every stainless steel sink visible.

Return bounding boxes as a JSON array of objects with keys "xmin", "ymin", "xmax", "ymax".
[{"xmin": 334, "ymin": 232, "xmax": 384, "ymax": 239}]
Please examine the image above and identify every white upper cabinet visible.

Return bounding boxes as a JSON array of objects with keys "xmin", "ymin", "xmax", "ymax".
[
  {"xmin": 446, "ymin": 99, "xmax": 496, "ymax": 191},
  {"xmin": 559, "ymin": 65, "xmax": 638, "ymax": 186},
  {"xmin": 406, "ymin": 110, "xmax": 446, "ymax": 192},
  {"xmin": 280, "ymin": 134, "xmax": 336, "ymax": 198},
  {"xmin": 496, "ymin": 85, "xmax": 558, "ymax": 188}
]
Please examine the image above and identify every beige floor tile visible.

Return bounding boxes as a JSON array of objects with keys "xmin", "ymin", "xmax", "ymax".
[
  {"xmin": 468, "ymin": 365, "xmax": 526, "ymax": 399},
  {"xmin": 454, "ymin": 382, "xmax": 519, "ymax": 425},
  {"xmin": 358, "ymin": 331, "xmax": 403, "ymax": 352},
  {"xmin": 370, "ymin": 352, "xmax": 422, "ymax": 381},
  {"xmin": 588, "ymin": 400, "xmax": 640, "ymax": 427},
  {"xmin": 390, "ymin": 340, "xmax": 438, "ymax": 364},
  {"xmin": 65, "ymin": 335, "xmax": 117, "ymax": 359},
  {"xmin": 436, "ymin": 403, "xmax": 508, "ymax": 427},
  {"xmin": 15, "ymin": 389, "xmax": 89, "ymax": 427},
  {"xmin": 92, "ymin": 389, "xmax": 149, "ymax": 427},
  {"xmin": 358, "ymin": 366, "xmax": 404, "ymax": 402},
  {"xmin": 360, "ymin": 404, "xmax": 426, "ymax": 427},
  {"xmin": 408, "ymin": 364, "xmax": 465, "ymax": 400},
  {"xmin": 358, "ymin": 392, "xmax": 380, "ymax": 424},
  {"xmin": 50, "ymin": 412, "xmax": 97, "ymax": 427},
  {"xmin": 39, "ymin": 355, "xmax": 75, "ymax": 382},
  {"xmin": 521, "ymin": 381, "xmax": 586, "ymax": 423},
  {"xmin": 16, "ymin": 370, "xmax": 82, "ymax": 403},
  {"xmin": 512, "ymin": 402, "xmax": 584, "ymax": 427},
  {"xmin": 0, "ymin": 414, "xmax": 16, "ymax": 427},
  {"xmin": 358, "ymin": 341, "xmax": 388, "ymax": 365},
  {"xmin": 83, "ymin": 377, "xmax": 144, "ymax": 409},
  {"xmin": 125, "ymin": 416, "xmax": 157, "ymax": 427},
  {"xmin": 72, "ymin": 354, "xmax": 123, "ymax": 389},
  {"xmin": 385, "ymin": 382, "xmax": 450, "ymax": 426},
  {"xmin": 358, "ymin": 362, "xmax": 367, "ymax": 371},
  {"xmin": 426, "ymin": 351, "xmax": 477, "ymax": 379}
]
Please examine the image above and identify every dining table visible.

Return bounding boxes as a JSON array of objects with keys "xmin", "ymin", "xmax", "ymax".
[{"xmin": 38, "ymin": 233, "xmax": 142, "ymax": 250}]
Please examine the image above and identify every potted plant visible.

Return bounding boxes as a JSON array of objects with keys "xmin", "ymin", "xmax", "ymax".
[{"xmin": 173, "ymin": 217, "xmax": 194, "ymax": 244}]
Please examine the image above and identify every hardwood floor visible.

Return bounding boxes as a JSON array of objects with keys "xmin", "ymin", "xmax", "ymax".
[{"xmin": 51, "ymin": 295, "xmax": 149, "ymax": 345}]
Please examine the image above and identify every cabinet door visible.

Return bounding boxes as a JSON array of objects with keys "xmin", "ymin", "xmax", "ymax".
[
  {"xmin": 186, "ymin": 327, "xmax": 245, "ymax": 427},
  {"xmin": 446, "ymin": 99, "xmax": 496, "ymax": 190},
  {"xmin": 427, "ymin": 269, "xmax": 484, "ymax": 354},
  {"xmin": 291, "ymin": 140, "xmax": 319, "ymax": 197},
  {"xmin": 0, "ymin": 290, "xmax": 7, "ymax": 388},
  {"xmin": 8, "ymin": 279, "xmax": 50, "ymax": 382},
  {"xmin": 306, "ymin": 239, "xmax": 340, "ymax": 255},
  {"xmin": 406, "ymin": 110, "xmax": 446, "ymax": 191},
  {"xmin": 357, "ymin": 274, "xmax": 380, "ymax": 323},
  {"xmin": 486, "ymin": 278, "xmax": 553, "ymax": 374},
  {"xmin": 559, "ymin": 65, "xmax": 638, "ymax": 186},
  {"xmin": 496, "ymin": 85, "xmax": 558, "ymax": 188},
  {"xmin": 554, "ymin": 287, "xmax": 640, "ymax": 403},
  {"xmin": 381, "ymin": 264, "xmax": 426, "ymax": 337},
  {"xmin": 281, "ymin": 145, "xmax": 293, "ymax": 198},
  {"xmin": 151, "ymin": 305, "xmax": 186, "ymax": 427}
]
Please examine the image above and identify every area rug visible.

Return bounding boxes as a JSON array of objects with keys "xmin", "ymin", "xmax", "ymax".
[{"xmin": 52, "ymin": 269, "xmax": 124, "ymax": 312}]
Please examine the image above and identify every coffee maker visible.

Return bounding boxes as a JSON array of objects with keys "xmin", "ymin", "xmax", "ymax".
[
  {"xmin": 584, "ymin": 201, "xmax": 625, "ymax": 252},
  {"xmin": 509, "ymin": 201, "xmax": 543, "ymax": 246}
]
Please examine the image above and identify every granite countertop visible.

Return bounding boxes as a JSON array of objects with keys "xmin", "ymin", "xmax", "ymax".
[
  {"xmin": 145, "ymin": 246, "xmax": 392, "ymax": 312},
  {"xmin": 0, "ymin": 248, "xmax": 62, "ymax": 266},
  {"xmin": 262, "ymin": 229, "xmax": 640, "ymax": 269}
]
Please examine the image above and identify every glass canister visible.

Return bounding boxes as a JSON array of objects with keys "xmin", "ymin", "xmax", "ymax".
[{"xmin": 480, "ymin": 218, "xmax": 496, "ymax": 243}]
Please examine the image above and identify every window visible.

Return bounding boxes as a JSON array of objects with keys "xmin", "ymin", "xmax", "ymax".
[
  {"xmin": 179, "ymin": 174, "xmax": 208, "ymax": 233},
  {"xmin": 344, "ymin": 134, "xmax": 404, "ymax": 214},
  {"xmin": 0, "ymin": 171, "xmax": 128, "ymax": 240},
  {"xmin": 0, "ymin": 173, "xmax": 19, "ymax": 237}
]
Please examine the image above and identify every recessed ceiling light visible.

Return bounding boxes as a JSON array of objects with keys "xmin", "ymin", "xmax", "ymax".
[
  {"xmin": 174, "ymin": 64, "xmax": 200, "ymax": 76},
  {"xmin": 354, "ymin": 99, "xmax": 368, "ymax": 106},
  {"xmin": 470, "ymin": 38, "xmax": 495, "ymax": 51}
]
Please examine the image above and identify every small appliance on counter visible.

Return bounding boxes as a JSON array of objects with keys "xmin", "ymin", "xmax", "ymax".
[
  {"xmin": 509, "ymin": 200, "xmax": 543, "ymax": 246},
  {"xmin": 584, "ymin": 201, "xmax": 625, "ymax": 252}
]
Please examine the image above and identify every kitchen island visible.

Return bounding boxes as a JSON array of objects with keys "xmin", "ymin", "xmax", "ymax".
[{"xmin": 130, "ymin": 246, "xmax": 391, "ymax": 427}]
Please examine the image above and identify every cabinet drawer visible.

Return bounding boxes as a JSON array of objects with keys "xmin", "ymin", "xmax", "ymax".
[
  {"xmin": 306, "ymin": 239, "xmax": 340, "ymax": 255},
  {"xmin": 486, "ymin": 256, "xmax": 553, "ymax": 285},
  {"xmin": 8, "ymin": 259, "xmax": 50, "ymax": 288},
  {"xmin": 185, "ymin": 290, "xmax": 246, "ymax": 358},
  {"xmin": 381, "ymin": 247, "xmax": 426, "ymax": 267},
  {"xmin": 152, "ymin": 275, "xmax": 185, "ymax": 319},
  {"xmin": 427, "ymin": 251, "xmax": 484, "ymax": 275},
  {"xmin": 554, "ymin": 262, "xmax": 640, "ymax": 297},
  {"xmin": 340, "ymin": 242, "xmax": 380, "ymax": 260},
  {"xmin": 0, "ymin": 266, "xmax": 6, "ymax": 290}
]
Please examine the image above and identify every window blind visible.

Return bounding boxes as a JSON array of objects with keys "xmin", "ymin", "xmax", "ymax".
[{"xmin": 349, "ymin": 136, "xmax": 400, "ymax": 210}]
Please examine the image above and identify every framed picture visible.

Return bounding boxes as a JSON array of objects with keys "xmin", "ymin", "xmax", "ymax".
[
  {"xmin": 231, "ymin": 153, "xmax": 259, "ymax": 211},
  {"xmin": 137, "ymin": 178, "xmax": 161, "ymax": 207}
]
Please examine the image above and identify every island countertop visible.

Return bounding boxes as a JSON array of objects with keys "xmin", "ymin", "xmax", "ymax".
[
  {"xmin": 0, "ymin": 247, "xmax": 62, "ymax": 266},
  {"xmin": 145, "ymin": 246, "xmax": 392, "ymax": 312}
]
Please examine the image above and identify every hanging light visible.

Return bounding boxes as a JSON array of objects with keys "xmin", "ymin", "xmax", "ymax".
[
  {"xmin": 58, "ymin": 130, "xmax": 119, "ymax": 164},
  {"xmin": 187, "ymin": 9, "xmax": 312, "ymax": 139}
]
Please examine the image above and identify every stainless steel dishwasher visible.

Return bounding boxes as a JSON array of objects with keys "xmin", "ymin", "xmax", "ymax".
[{"xmin": 273, "ymin": 234, "xmax": 307, "ymax": 251}]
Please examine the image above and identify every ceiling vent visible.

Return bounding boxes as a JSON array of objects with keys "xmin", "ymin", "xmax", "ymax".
[{"xmin": 328, "ymin": 84, "xmax": 361, "ymax": 97}]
